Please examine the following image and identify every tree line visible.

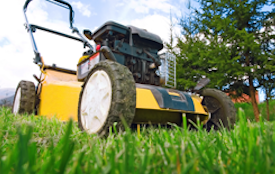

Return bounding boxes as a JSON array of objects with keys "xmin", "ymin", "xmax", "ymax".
[{"xmin": 167, "ymin": 0, "xmax": 275, "ymax": 121}]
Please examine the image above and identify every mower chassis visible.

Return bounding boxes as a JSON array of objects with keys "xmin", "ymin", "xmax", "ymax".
[{"xmin": 36, "ymin": 67, "xmax": 209, "ymax": 124}]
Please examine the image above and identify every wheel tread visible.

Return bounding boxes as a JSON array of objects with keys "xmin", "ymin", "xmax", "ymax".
[
  {"xmin": 12, "ymin": 80, "xmax": 36, "ymax": 115},
  {"xmin": 78, "ymin": 60, "xmax": 136, "ymax": 136},
  {"xmin": 201, "ymin": 88, "xmax": 236, "ymax": 130}
]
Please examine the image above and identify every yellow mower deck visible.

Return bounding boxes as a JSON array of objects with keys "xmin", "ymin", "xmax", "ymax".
[
  {"xmin": 38, "ymin": 69, "xmax": 82, "ymax": 121},
  {"xmin": 37, "ymin": 68, "xmax": 209, "ymax": 123}
]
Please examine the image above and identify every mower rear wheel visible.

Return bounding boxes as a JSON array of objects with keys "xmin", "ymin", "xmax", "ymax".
[
  {"xmin": 12, "ymin": 80, "xmax": 36, "ymax": 115},
  {"xmin": 201, "ymin": 88, "xmax": 236, "ymax": 130},
  {"xmin": 78, "ymin": 60, "xmax": 136, "ymax": 136}
]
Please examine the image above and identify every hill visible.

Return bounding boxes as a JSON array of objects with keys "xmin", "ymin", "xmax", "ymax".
[
  {"xmin": 0, "ymin": 88, "xmax": 15, "ymax": 100},
  {"xmin": 0, "ymin": 95, "xmax": 14, "ymax": 107}
]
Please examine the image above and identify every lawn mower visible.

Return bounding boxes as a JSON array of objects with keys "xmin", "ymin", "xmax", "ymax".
[{"xmin": 13, "ymin": 0, "xmax": 236, "ymax": 135}]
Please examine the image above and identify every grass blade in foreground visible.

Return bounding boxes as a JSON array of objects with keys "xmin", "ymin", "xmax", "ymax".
[{"xmin": 0, "ymin": 107, "xmax": 275, "ymax": 173}]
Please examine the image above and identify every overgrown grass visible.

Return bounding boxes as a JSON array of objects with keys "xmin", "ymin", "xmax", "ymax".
[
  {"xmin": 1, "ymin": 107, "xmax": 275, "ymax": 173},
  {"xmin": 234, "ymin": 100, "xmax": 275, "ymax": 121}
]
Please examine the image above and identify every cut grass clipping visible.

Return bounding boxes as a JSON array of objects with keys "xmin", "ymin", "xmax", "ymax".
[{"xmin": 0, "ymin": 107, "xmax": 275, "ymax": 173}]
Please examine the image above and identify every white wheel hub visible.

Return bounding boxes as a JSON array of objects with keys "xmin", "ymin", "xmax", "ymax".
[
  {"xmin": 13, "ymin": 87, "xmax": 21, "ymax": 115},
  {"xmin": 80, "ymin": 70, "xmax": 112, "ymax": 134}
]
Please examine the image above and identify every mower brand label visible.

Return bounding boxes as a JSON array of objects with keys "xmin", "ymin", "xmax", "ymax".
[
  {"xmin": 80, "ymin": 60, "xmax": 89, "ymax": 74},
  {"xmin": 79, "ymin": 53, "xmax": 100, "ymax": 75},
  {"xmin": 89, "ymin": 53, "xmax": 99, "ymax": 70}
]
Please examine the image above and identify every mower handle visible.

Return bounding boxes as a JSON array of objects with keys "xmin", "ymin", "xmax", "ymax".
[
  {"xmin": 23, "ymin": 0, "xmax": 94, "ymax": 65},
  {"xmin": 23, "ymin": 0, "xmax": 32, "ymax": 11},
  {"xmin": 23, "ymin": 0, "xmax": 74, "ymax": 29}
]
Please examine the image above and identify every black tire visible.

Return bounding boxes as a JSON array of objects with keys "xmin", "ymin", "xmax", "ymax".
[
  {"xmin": 201, "ymin": 88, "xmax": 236, "ymax": 130},
  {"xmin": 78, "ymin": 60, "xmax": 136, "ymax": 136},
  {"xmin": 12, "ymin": 80, "xmax": 36, "ymax": 115}
]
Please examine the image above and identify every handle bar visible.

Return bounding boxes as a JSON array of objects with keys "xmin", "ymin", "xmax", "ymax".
[
  {"xmin": 23, "ymin": 0, "xmax": 94, "ymax": 65},
  {"xmin": 23, "ymin": 0, "xmax": 74, "ymax": 29},
  {"xmin": 23, "ymin": 0, "xmax": 32, "ymax": 10}
]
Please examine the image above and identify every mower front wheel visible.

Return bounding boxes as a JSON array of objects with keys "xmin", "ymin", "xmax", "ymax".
[
  {"xmin": 201, "ymin": 88, "xmax": 236, "ymax": 130},
  {"xmin": 12, "ymin": 80, "xmax": 36, "ymax": 115},
  {"xmin": 78, "ymin": 60, "xmax": 136, "ymax": 136}
]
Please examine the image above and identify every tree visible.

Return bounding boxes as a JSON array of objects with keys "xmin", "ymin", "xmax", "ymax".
[
  {"xmin": 173, "ymin": 0, "xmax": 275, "ymax": 121},
  {"xmin": 258, "ymin": 16, "xmax": 275, "ymax": 121},
  {"xmin": 259, "ymin": 73, "xmax": 275, "ymax": 121}
]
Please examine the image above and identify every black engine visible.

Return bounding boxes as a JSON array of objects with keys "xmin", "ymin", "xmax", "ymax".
[{"xmin": 90, "ymin": 21, "xmax": 163, "ymax": 86}]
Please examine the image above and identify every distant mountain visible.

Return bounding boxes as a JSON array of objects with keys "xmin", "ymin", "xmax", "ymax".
[
  {"xmin": 0, "ymin": 95, "xmax": 14, "ymax": 107},
  {"xmin": 0, "ymin": 88, "xmax": 15, "ymax": 108},
  {"xmin": 0, "ymin": 88, "xmax": 15, "ymax": 100}
]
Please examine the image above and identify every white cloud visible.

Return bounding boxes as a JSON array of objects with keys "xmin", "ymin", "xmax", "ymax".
[
  {"xmin": 127, "ymin": 14, "xmax": 181, "ymax": 46},
  {"xmin": 0, "ymin": 0, "xmax": 37, "ymax": 88},
  {"xmin": 0, "ymin": 0, "xmax": 182, "ymax": 90},
  {"xmin": 118, "ymin": 0, "xmax": 180, "ymax": 15},
  {"xmin": 0, "ymin": 0, "xmax": 89, "ymax": 89},
  {"xmin": 180, "ymin": 0, "xmax": 187, "ymax": 3},
  {"xmin": 71, "ymin": 1, "xmax": 94, "ymax": 17}
]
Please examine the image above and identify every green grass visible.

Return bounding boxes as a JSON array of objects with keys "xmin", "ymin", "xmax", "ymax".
[
  {"xmin": 234, "ymin": 100, "xmax": 275, "ymax": 121},
  {"xmin": 1, "ymin": 107, "xmax": 275, "ymax": 173}
]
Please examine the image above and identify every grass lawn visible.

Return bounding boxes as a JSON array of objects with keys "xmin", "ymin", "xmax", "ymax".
[
  {"xmin": 235, "ymin": 100, "xmax": 275, "ymax": 121},
  {"xmin": 0, "ymin": 106, "xmax": 275, "ymax": 173}
]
